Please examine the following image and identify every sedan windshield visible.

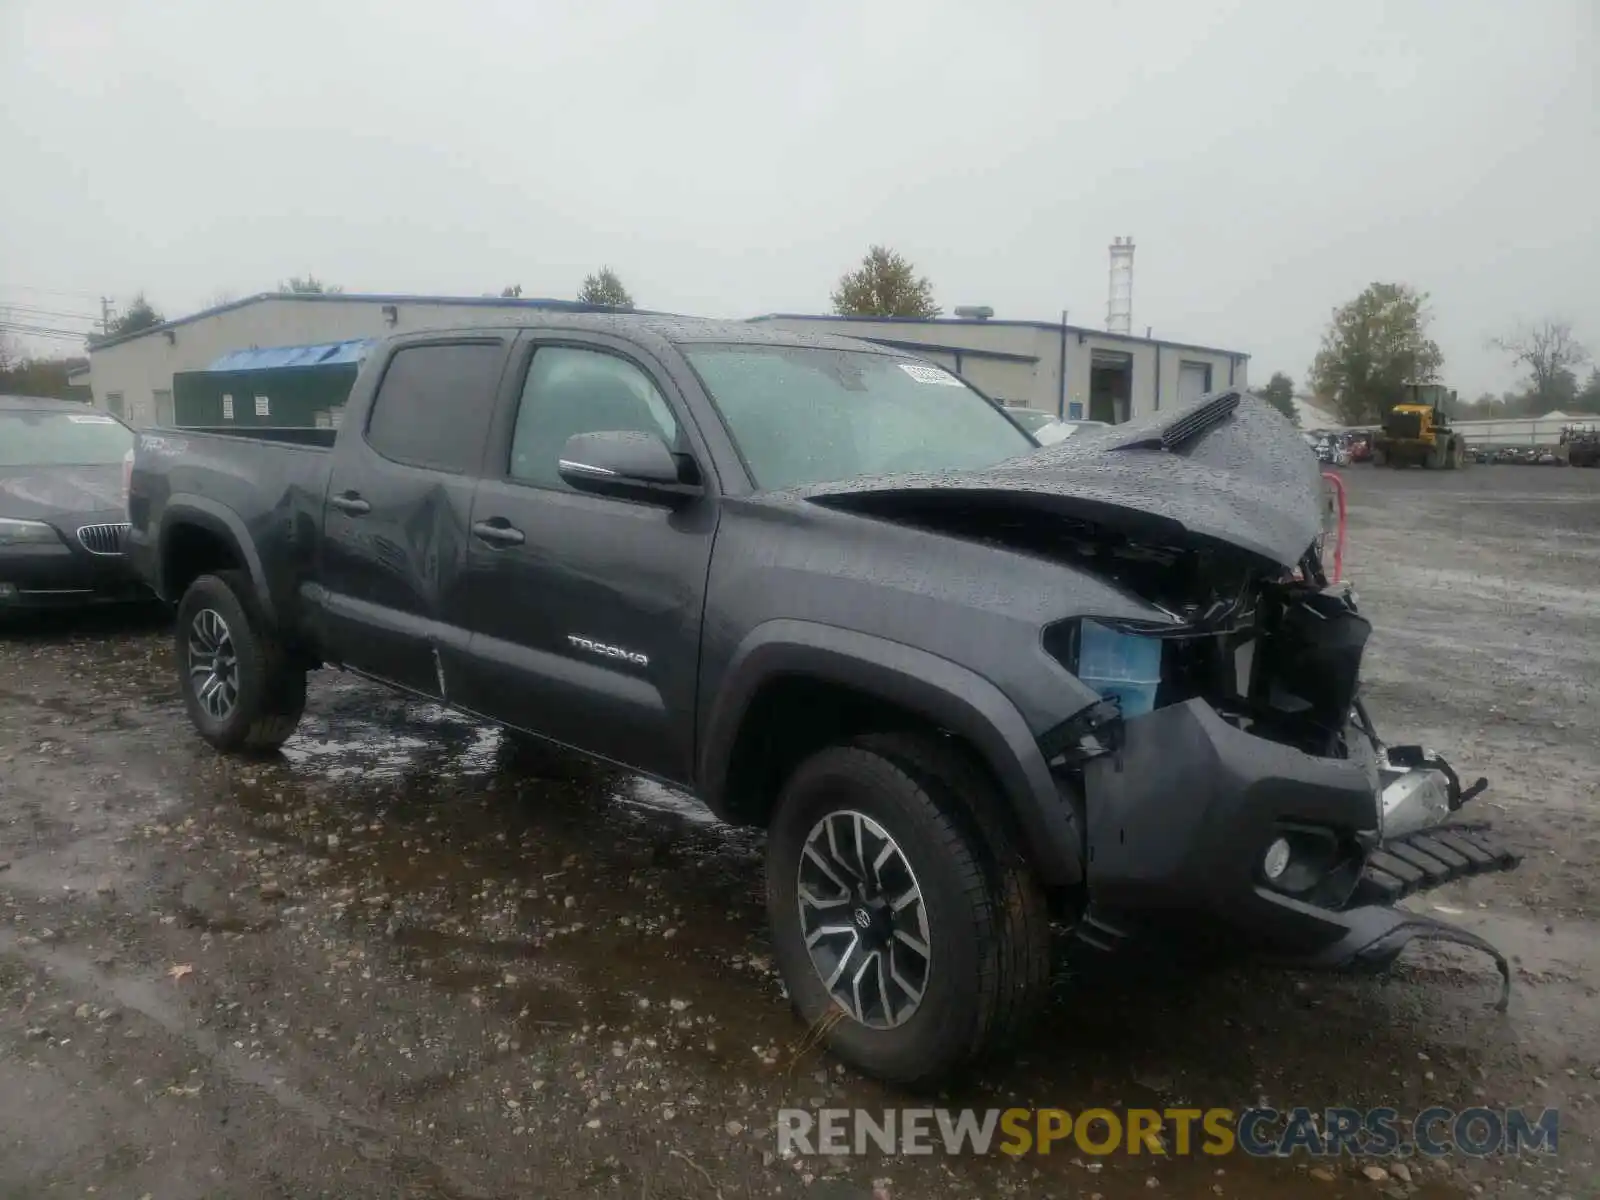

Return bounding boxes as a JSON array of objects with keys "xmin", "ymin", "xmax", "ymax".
[
  {"xmin": 684, "ymin": 345, "xmax": 1033, "ymax": 490},
  {"xmin": 0, "ymin": 410, "xmax": 133, "ymax": 467}
]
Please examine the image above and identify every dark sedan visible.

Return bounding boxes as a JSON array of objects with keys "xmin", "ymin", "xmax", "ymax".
[{"xmin": 1, "ymin": 395, "xmax": 149, "ymax": 610}]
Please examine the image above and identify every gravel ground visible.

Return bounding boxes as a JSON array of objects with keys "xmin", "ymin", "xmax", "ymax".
[{"xmin": 2, "ymin": 463, "xmax": 1597, "ymax": 1199}]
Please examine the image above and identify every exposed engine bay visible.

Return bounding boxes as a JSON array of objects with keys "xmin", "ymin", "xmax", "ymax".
[{"xmin": 808, "ymin": 392, "xmax": 1522, "ymax": 1006}]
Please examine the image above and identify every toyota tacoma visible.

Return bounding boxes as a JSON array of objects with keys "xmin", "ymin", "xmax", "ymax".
[{"xmin": 126, "ymin": 316, "xmax": 1519, "ymax": 1084}]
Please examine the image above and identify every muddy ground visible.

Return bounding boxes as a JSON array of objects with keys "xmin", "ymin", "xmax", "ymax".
[{"xmin": 2, "ymin": 463, "xmax": 1597, "ymax": 1199}]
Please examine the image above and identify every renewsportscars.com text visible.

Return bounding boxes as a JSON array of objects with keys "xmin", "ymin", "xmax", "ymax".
[{"xmin": 777, "ymin": 1106, "xmax": 1560, "ymax": 1159}]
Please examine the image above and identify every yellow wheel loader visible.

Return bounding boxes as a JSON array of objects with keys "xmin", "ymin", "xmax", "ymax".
[{"xmin": 1372, "ymin": 384, "xmax": 1469, "ymax": 469}]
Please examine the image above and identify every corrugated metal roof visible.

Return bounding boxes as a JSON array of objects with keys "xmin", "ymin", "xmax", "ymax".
[{"xmin": 204, "ymin": 338, "xmax": 376, "ymax": 373}]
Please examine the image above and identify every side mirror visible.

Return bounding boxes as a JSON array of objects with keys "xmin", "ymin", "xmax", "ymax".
[{"xmin": 558, "ymin": 430, "xmax": 702, "ymax": 505}]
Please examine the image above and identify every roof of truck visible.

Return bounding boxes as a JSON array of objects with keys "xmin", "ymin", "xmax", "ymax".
[
  {"xmin": 387, "ymin": 312, "xmax": 904, "ymax": 356},
  {"xmin": 83, "ymin": 293, "xmax": 914, "ymax": 357}
]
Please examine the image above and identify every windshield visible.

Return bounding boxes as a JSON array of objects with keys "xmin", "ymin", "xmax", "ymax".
[
  {"xmin": 0, "ymin": 410, "xmax": 133, "ymax": 467},
  {"xmin": 684, "ymin": 345, "xmax": 1034, "ymax": 490}
]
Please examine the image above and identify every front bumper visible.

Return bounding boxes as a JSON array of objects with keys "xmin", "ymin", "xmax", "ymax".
[
  {"xmin": 0, "ymin": 540, "xmax": 148, "ymax": 610},
  {"xmin": 1077, "ymin": 699, "xmax": 1519, "ymax": 990}
]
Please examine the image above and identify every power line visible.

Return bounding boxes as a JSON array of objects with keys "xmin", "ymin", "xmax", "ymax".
[
  {"xmin": 0, "ymin": 285, "xmax": 103, "ymax": 300},
  {"xmin": 0, "ymin": 303, "xmax": 100, "ymax": 323},
  {"xmin": 0, "ymin": 321, "xmax": 91, "ymax": 342}
]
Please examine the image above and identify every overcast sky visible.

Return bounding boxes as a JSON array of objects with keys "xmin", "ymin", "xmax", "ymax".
[{"xmin": 3, "ymin": 0, "xmax": 1595, "ymax": 394}]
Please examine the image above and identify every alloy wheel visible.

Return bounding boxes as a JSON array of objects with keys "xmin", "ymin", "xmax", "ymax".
[
  {"xmin": 796, "ymin": 809, "xmax": 931, "ymax": 1029},
  {"xmin": 188, "ymin": 608, "xmax": 239, "ymax": 721}
]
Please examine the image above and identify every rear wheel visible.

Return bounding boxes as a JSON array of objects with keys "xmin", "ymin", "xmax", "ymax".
[
  {"xmin": 175, "ymin": 571, "xmax": 307, "ymax": 752},
  {"xmin": 765, "ymin": 732, "xmax": 1052, "ymax": 1086}
]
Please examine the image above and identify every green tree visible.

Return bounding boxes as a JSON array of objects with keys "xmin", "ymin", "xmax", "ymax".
[
  {"xmin": 278, "ymin": 276, "xmax": 343, "ymax": 295},
  {"xmin": 106, "ymin": 294, "xmax": 164, "ymax": 338},
  {"xmin": 0, "ymin": 354, "xmax": 88, "ymax": 401},
  {"xmin": 1253, "ymin": 371, "xmax": 1299, "ymax": 425},
  {"xmin": 1308, "ymin": 283, "xmax": 1443, "ymax": 426},
  {"xmin": 500, "ymin": 284, "xmax": 523, "ymax": 298},
  {"xmin": 830, "ymin": 246, "xmax": 941, "ymax": 318},
  {"xmin": 1490, "ymin": 319, "xmax": 1590, "ymax": 413},
  {"xmin": 577, "ymin": 267, "xmax": 634, "ymax": 309},
  {"xmin": 1575, "ymin": 367, "xmax": 1600, "ymax": 414}
]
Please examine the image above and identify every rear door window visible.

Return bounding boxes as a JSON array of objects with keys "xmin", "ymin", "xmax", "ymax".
[{"xmin": 365, "ymin": 342, "xmax": 506, "ymax": 473}]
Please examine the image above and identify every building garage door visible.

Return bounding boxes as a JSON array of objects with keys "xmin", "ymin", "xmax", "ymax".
[{"xmin": 1178, "ymin": 361, "xmax": 1212, "ymax": 404}]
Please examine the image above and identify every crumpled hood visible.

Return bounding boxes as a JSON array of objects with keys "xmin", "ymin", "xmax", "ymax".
[
  {"xmin": 795, "ymin": 392, "xmax": 1325, "ymax": 568},
  {"xmin": 0, "ymin": 464, "xmax": 126, "ymax": 523}
]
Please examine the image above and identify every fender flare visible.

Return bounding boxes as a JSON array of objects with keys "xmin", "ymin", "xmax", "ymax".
[
  {"xmin": 157, "ymin": 495, "xmax": 276, "ymax": 624},
  {"xmin": 699, "ymin": 619, "xmax": 1083, "ymax": 887}
]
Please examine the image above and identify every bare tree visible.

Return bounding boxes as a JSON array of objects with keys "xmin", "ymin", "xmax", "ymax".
[{"xmin": 1491, "ymin": 320, "xmax": 1591, "ymax": 412}]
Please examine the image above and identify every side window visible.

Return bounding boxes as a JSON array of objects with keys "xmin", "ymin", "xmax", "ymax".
[
  {"xmin": 365, "ymin": 342, "xmax": 504, "ymax": 473},
  {"xmin": 508, "ymin": 346, "xmax": 679, "ymax": 490}
]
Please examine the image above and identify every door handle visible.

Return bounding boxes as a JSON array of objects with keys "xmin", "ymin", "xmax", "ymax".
[
  {"xmin": 472, "ymin": 519, "xmax": 525, "ymax": 547},
  {"xmin": 330, "ymin": 492, "xmax": 371, "ymax": 516}
]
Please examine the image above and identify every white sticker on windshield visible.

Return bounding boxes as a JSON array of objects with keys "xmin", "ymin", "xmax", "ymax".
[
  {"xmin": 68, "ymin": 413, "xmax": 118, "ymax": 424},
  {"xmin": 898, "ymin": 362, "xmax": 964, "ymax": 386}
]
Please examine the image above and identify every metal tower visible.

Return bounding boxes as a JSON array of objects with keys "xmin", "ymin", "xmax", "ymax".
[{"xmin": 1107, "ymin": 237, "xmax": 1135, "ymax": 335}]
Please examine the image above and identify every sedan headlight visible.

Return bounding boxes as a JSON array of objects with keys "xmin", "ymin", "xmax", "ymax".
[{"xmin": 0, "ymin": 517, "xmax": 64, "ymax": 547}]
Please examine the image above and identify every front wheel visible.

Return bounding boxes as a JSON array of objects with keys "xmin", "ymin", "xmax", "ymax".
[
  {"xmin": 175, "ymin": 572, "xmax": 307, "ymax": 752},
  {"xmin": 765, "ymin": 733, "xmax": 1052, "ymax": 1086}
]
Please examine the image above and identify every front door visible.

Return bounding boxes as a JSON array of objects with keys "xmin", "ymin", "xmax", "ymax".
[
  {"xmin": 316, "ymin": 337, "xmax": 510, "ymax": 697},
  {"xmin": 450, "ymin": 334, "xmax": 717, "ymax": 783}
]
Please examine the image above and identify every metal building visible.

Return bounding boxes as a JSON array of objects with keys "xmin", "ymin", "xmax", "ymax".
[
  {"xmin": 79, "ymin": 293, "xmax": 622, "ymax": 426},
  {"xmin": 81, "ymin": 292, "xmax": 1251, "ymax": 429},
  {"xmin": 746, "ymin": 313, "xmax": 1249, "ymax": 423}
]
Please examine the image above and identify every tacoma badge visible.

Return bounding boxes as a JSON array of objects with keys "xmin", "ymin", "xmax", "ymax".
[{"xmin": 567, "ymin": 635, "xmax": 649, "ymax": 668}]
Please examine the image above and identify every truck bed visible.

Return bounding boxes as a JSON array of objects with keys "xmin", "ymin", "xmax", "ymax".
[{"xmin": 127, "ymin": 427, "xmax": 335, "ymax": 619}]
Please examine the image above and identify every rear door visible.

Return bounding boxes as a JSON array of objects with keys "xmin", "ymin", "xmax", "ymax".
[
  {"xmin": 314, "ymin": 336, "xmax": 511, "ymax": 696},
  {"xmin": 447, "ymin": 331, "xmax": 718, "ymax": 783}
]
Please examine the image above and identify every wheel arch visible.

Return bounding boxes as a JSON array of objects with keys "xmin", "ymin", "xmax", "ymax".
[
  {"xmin": 158, "ymin": 496, "xmax": 275, "ymax": 623},
  {"xmin": 698, "ymin": 620, "xmax": 1083, "ymax": 887}
]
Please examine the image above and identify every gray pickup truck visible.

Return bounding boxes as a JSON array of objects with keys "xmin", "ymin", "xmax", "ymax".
[{"xmin": 127, "ymin": 315, "xmax": 1518, "ymax": 1084}]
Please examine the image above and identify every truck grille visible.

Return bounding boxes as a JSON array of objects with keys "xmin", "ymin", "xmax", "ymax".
[{"xmin": 76, "ymin": 523, "xmax": 130, "ymax": 556}]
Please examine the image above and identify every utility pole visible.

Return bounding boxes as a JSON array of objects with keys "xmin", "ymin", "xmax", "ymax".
[{"xmin": 100, "ymin": 296, "xmax": 115, "ymax": 336}]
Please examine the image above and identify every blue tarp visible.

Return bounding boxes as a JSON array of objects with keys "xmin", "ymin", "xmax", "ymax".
[{"xmin": 204, "ymin": 338, "xmax": 375, "ymax": 373}]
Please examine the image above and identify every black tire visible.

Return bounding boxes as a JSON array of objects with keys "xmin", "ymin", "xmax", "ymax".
[
  {"xmin": 765, "ymin": 732, "xmax": 1052, "ymax": 1086},
  {"xmin": 175, "ymin": 571, "xmax": 307, "ymax": 753}
]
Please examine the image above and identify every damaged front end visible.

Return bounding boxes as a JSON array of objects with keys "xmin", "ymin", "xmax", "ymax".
[
  {"xmin": 809, "ymin": 391, "xmax": 1522, "ymax": 1004},
  {"xmin": 1051, "ymin": 575, "xmax": 1520, "ymax": 1008}
]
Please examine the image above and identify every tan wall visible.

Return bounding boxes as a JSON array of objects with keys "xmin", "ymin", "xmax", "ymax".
[
  {"xmin": 85, "ymin": 298, "xmax": 548, "ymax": 426},
  {"xmin": 756, "ymin": 316, "xmax": 1059, "ymax": 411},
  {"xmin": 759, "ymin": 315, "xmax": 1041, "ymax": 358},
  {"xmin": 92, "ymin": 304, "xmax": 1249, "ymax": 430},
  {"xmin": 1152, "ymin": 344, "xmax": 1246, "ymax": 414},
  {"xmin": 754, "ymin": 316, "xmax": 1245, "ymax": 423}
]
